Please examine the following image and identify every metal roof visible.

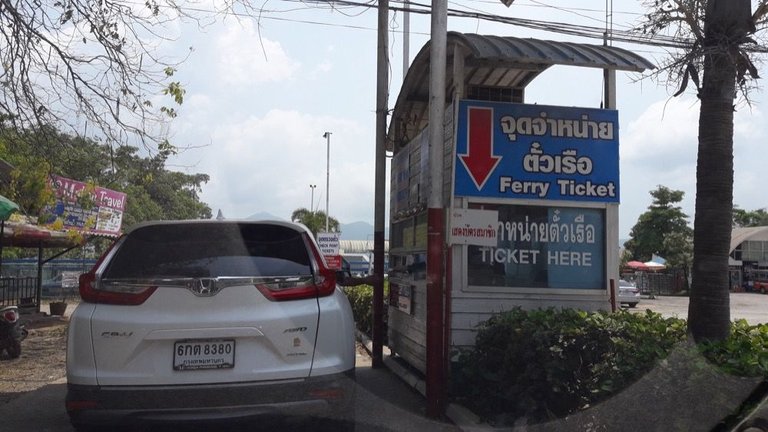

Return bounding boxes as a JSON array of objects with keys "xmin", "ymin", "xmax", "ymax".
[
  {"xmin": 0, "ymin": 221, "xmax": 86, "ymax": 249},
  {"xmin": 340, "ymin": 240, "xmax": 390, "ymax": 254},
  {"xmin": 387, "ymin": 32, "xmax": 656, "ymax": 150},
  {"xmin": 731, "ymin": 227, "xmax": 768, "ymax": 254}
]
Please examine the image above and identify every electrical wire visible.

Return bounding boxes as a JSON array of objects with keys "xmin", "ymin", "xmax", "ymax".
[{"xmin": 114, "ymin": 0, "xmax": 767, "ymax": 53}]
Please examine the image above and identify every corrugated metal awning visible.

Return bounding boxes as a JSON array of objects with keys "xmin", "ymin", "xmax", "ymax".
[
  {"xmin": 1, "ymin": 221, "xmax": 88, "ymax": 249},
  {"xmin": 731, "ymin": 227, "xmax": 768, "ymax": 254},
  {"xmin": 387, "ymin": 32, "xmax": 655, "ymax": 151}
]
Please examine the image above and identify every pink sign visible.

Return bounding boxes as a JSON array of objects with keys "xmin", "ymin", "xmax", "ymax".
[
  {"xmin": 325, "ymin": 255, "xmax": 342, "ymax": 271},
  {"xmin": 46, "ymin": 175, "xmax": 127, "ymax": 236}
]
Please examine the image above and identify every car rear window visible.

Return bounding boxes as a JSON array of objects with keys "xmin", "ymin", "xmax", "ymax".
[{"xmin": 102, "ymin": 223, "xmax": 312, "ymax": 279}]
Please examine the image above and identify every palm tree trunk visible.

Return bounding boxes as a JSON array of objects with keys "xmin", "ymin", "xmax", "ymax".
[{"xmin": 687, "ymin": 1, "xmax": 743, "ymax": 342}]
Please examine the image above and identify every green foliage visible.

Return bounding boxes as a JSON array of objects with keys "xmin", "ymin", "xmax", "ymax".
[
  {"xmin": 700, "ymin": 320, "xmax": 768, "ymax": 377},
  {"xmin": 624, "ymin": 185, "xmax": 692, "ymax": 267},
  {"xmin": 290, "ymin": 208, "xmax": 340, "ymax": 236},
  {"xmin": 452, "ymin": 308, "xmax": 687, "ymax": 425},
  {"xmin": 342, "ymin": 281, "xmax": 388, "ymax": 338},
  {"xmin": 0, "ymin": 125, "xmax": 212, "ymax": 258},
  {"xmin": 733, "ymin": 206, "xmax": 768, "ymax": 228}
]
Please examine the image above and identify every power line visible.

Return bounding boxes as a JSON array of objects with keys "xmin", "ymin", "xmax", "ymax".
[
  {"xmin": 456, "ymin": 0, "xmax": 643, "ymax": 18},
  {"xmin": 118, "ymin": 0, "xmax": 767, "ymax": 53}
]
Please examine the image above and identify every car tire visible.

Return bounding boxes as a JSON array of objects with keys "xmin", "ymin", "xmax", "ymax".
[
  {"xmin": 70, "ymin": 423, "xmax": 97, "ymax": 432},
  {"xmin": 5, "ymin": 340, "xmax": 21, "ymax": 359},
  {"xmin": 628, "ymin": 303, "xmax": 638, "ymax": 308}
]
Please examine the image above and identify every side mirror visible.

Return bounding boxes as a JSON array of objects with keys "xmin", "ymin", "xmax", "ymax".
[{"xmin": 336, "ymin": 269, "xmax": 351, "ymax": 285}]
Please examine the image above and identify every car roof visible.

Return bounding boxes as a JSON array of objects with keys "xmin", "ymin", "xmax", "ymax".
[{"xmin": 125, "ymin": 219, "xmax": 313, "ymax": 236}]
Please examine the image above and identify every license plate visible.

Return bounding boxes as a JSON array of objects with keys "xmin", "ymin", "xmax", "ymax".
[{"xmin": 173, "ymin": 339, "xmax": 235, "ymax": 371}]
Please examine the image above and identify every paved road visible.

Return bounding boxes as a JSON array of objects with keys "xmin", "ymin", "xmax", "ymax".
[
  {"xmin": 629, "ymin": 292, "xmax": 768, "ymax": 324},
  {"xmin": 0, "ymin": 351, "xmax": 458, "ymax": 432},
  {"xmin": 10, "ymin": 303, "xmax": 445, "ymax": 431}
]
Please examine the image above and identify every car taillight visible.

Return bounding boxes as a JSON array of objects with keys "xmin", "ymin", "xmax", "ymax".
[
  {"xmin": 2, "ymin": 309, "xmax": 18, "ymax": 323},
  {"xmin": 79, "ymin": 273, "xmax": 158, "ymax": 305},
  {"xmin": 78, "ymin": 238, "xmax": 157, "ymax": 305},
  {"xmin": 256, "ymin": 275, "xmax": 332, "ymax": 301},
  {"xmin": 255, "ymin": 233, "xmax": 337, "ymax": 302}
]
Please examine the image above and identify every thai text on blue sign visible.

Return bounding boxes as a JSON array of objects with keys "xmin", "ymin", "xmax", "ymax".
[
  {"xmin": 467, "ymin": 204, "xmax": 605, "ymax": 290},
  {"xmin": 454, "ymin": 100, "xmax": 620, "ymax": 203}
]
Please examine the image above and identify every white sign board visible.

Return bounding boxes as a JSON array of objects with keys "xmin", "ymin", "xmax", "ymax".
[
  {"xmin": 449, "ymin": 208, "xmax": 499, "ymax": 247},
  {"xmin": 61, "ymin": 271, "xmax": 81, "ymax": 288},
  {"xmin": 316, "ymin": 232, "xmax": 340, "ymax": 255},
  {"xmin": 317, "ymin": 232, "xmax": 342, "ymax": 270}
]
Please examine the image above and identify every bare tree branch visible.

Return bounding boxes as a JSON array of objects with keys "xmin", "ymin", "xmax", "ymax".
[
  {"xmin": 636, "ymin": 0, "xmax": 765, "ymax": 104},
  {"xmin": 0, "ymin": 0, "xmax": 250, "ymax": 155}
]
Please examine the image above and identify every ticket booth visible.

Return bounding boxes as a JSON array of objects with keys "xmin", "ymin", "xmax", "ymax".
[{"xmin": 385, "ymin": 32, "xmax": 655, "ymax": 374}]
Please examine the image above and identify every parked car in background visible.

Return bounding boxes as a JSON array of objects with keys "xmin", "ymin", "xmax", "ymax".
[
  {"xmin": 66, "ymin": 220, "xmax": 356, "ymax": 431},
  {"xmin": 618, "ymin": 279, "xmax": 641, "ymax": 308}
]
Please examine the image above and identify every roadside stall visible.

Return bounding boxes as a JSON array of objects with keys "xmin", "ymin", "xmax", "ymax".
[
  {"xmin": 0, "ymin": 175, "xmax": 126, "ymax": 311},
  {"xmin": 0, "ymin": 217, "xmax": 85, "ymax": 310}
]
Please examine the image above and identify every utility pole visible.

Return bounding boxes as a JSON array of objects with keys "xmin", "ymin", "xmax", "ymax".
[
  {"xmin": 403, "ymin": 0, "xmax": 410, "ymax": 76},
  {"xmin": 426, "ymin": 0, "xmax": 447, "ymax": 419},
  {"xmin": 323, "ymin": 132, "xmax": 331, "ymax": 232},
  {"xmin": 372, "ymin": 0, "xmax": 389, "ymax": 369}
]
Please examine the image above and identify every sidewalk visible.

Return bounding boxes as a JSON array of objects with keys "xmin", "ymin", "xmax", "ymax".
[{"xmin": 356, "ymin": 333, "xmax": 461, "ymax": 431}]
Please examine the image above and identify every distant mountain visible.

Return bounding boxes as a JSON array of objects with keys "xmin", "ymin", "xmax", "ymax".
[
  {"xmin": 245, "ymin": 211, "xmax": 285, "ymax": 221},
  {"xmin": 238, "ymin": 213, "xmax": 383, "ymax": 239},
  {"xmin": 339, "ymin": 221, "xmax": 374, "ymax": 240}
]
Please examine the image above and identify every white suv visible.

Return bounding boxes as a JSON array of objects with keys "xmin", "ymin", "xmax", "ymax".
[{"xmin": 66, "ymin": 220, "xmax": 356, "ymax": 430}]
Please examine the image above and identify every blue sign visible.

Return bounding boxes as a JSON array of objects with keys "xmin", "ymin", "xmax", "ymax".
[
  {"xmin": 454, "ymin": 100, "xmax": 620, "ymax": 203},
  {"xmin": 467, "ymin": 204, "xmax": 605, "ymax": 290}
]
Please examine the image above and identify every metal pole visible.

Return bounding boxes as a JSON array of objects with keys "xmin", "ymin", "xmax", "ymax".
[
  {"xmin": 0, "ymin": 220, "xmax": 4, "ymax": 275},
  {"xmin": 36, "ymin": 243, "xmax": 43, "ymax": 313},
  {"xmin": 372, "ymin": 0, "xmax": 389, "ymax": 369},
  {"xmin": 310, "ymin": 184, "xmax": 316, "ymax": 212},
  {"xmin": 427, "ymin": 0, "xmax": 447, "ymax": 418},
  {"xmin": 403, "ymin": 0, "xmax": 410, "ymax": 77},
  {"xmin": 323, "ymin": 132, "xmax": 331, "ymax": 231},
  {"xmin": 603, "ymin": 0, "xmax": 616, "ymax": 111}
]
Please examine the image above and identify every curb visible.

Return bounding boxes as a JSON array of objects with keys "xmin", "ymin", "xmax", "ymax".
[
  {"xmin": 355, "ymin": 330, "xmax": 492, "ymax": 431},
  {"xmin": 728, "ymin": 381, "xmax": 768, "ymax": 432}
]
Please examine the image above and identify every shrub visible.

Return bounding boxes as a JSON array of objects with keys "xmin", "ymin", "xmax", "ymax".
[
  {"xmin": 343, "ymin": 281, "xmax": 389, "ymax": 338},
  {"xmin": 451, "ymin": 307, "xmax": 687, "ymax": 425},
  {"xmin": 699, "ymin": 319, "xmax": 768, "ymax": 377}
]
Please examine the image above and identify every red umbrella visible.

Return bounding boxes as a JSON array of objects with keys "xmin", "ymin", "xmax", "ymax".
[
  {"xmin": 644, "ymin": 261, "xmax": 666, "ymax": 272},
  {"xmin": 626, "ymin": 260, "xmax": 649, "ymax": 271}
]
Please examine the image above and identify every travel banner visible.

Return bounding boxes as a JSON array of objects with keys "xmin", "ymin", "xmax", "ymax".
[
  {"xmin": 46, "ymin": 175, "xmax": 127, "ymax": 236},
  {"xmin": 466, "ymin": 204, "xmax": 605, "ymax": 290},
  {"xmin": 454, "ymin": 100, "xmax": 620, "ymax": 203}
]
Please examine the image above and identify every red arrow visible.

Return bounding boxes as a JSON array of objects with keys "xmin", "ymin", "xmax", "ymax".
[{"xmin": 459, "ymin": 107, "xmax": 501, "ymax": 190}]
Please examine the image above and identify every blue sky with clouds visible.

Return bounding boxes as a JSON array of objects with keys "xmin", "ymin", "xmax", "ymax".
[{"xmin": 165, "ymin": 0, "xmax": 767, "ymax": 239}]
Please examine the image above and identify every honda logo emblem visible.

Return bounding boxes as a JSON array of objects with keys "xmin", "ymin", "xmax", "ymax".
[{"xmin": 187, "ymin": 278, "xmax": 221, "ymax": 297}]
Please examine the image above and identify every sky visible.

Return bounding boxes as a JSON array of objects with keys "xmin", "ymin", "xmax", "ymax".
[{"xmin": 162, "ymin": 0, "xmax": 768, "ymax": 239}]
